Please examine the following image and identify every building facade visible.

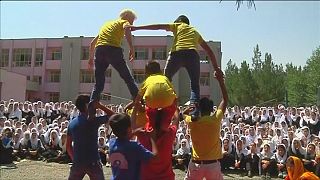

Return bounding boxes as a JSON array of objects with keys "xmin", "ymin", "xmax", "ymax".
[{"xmin": 0, "ymin": 36, "xmax": 222, "ymax": 105}]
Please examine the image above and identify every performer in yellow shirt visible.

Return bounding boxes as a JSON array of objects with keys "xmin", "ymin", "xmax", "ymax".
[
  {"xmin": 87, "ymin": 9, "xmax": 139, "ymax": 120},
  {"xmin": 133, "ymin": 60, "xmax": 177, "ymax": 132},
  {"xmin": 183, "ymin": 68, "xmax": 227, "ymax": 180},
  {"xmin": 130, "ymin": 15, "xmax": 221, "ymax": 121}
]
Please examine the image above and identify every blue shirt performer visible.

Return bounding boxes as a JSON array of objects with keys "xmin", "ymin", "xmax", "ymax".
[{"xmin": 66, "ymin": 94, "xmax": 115, "ymax": 180}]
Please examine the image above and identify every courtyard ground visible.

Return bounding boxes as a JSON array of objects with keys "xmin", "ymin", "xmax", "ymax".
[{"xmin": 0, "ymin": 160, "xmax": 282, "ymax": 180}]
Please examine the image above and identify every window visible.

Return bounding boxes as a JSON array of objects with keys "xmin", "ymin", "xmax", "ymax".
[
  {"xmin": 133, "ymin": 70, "xmax": 145, "ymax": 84},
  {"xmin": 35, "ymin": 48, "xmax": 43, "ymax": 67},
  {"xmin": 152, "ymin": 47, "xmax": 167, "ymax": 60},
  {"xmin": 134, "ymin": 47, "xmax": 148, "ymax": 60},
  {"xmin": 80, "ymin": 70, "xmax": 95, "ymax": 83},
  {"xmin": 13, "ymin": 48, "xmax": 32, "ymax": 67},
  {"xmin": 48, "ymin": 70, "xmax": 60, "ymax": 82},
  {"xmin": 200, "ymin": 72, "xmax": 210, "ymax": 86},
  {"xmin": 51, "ymin": 48, "xmax": 62, "ymax": 60},
  {"xmin": 26, "ymin": 76, "xmax": 31, "ymax": 80},
  {"xmin": 0, "ymin": 49, "xmax": 9, "ymax": 67},
  {"xmin": 101, "ymin": 93, "xmax": 111, "ymax": 101},
  {"xmin": 33, "ymin": 76, "xmax": 42, "ymax": 85},
  {"xmin": 199, "ymin": 51, "xmax": 209, "ymax": 64},
  {"xmin": 81, "ymin": 47, "xmax": 89, "ymax": 60},
  {"xmin": 49, "ymin": 92, "xmax": 60, "ymax": 102}
]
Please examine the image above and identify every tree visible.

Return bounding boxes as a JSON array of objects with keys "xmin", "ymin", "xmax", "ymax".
[
  {"xmin": 304, "ymin": 46, "xmax": 320, "ymax": 104},
  {"xmin": 286, "ymin": 64, "xmax": 309, "ymax": 106},
  {"xmin": 220, "ymin": 0, "xmax": 256, "ymax": 10},
  {"xmin": 235, "ymin": 0, "xmax": 256, "ymax": 10},
  {"xmin": 225, "ymin": 59, "xmax": 240, "ymax": 106},
  {"xmin": 237, "ymin": 61, "xmax": 258, "ymax": 106}
]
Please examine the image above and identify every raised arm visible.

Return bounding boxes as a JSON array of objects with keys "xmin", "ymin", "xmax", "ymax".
[
  {"xmin": 88, "ymin": 35, "xmax": 98, "ymax": 69},
  {"xmin": 171, "ymin": 108, "xmax": 180, "ymax": 128},
  {"xmin": 199, "ymin": 38, "xmax": 219, "ymax": 70},
  {"xmin": 96, "ymin": 102, "xmax": 115, "ymax": 117},
  {"xmin": 215, "ymin": 69, "xmax": 228, "ymax": 113},
  {"xmin": 124, "ymin": 26, "xmax": 135, "ymax": 62}
]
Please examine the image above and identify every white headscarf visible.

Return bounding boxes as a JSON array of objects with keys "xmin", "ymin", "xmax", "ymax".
[
  {"xmin": 222, "ymin": 138, "xmax": 233, "ymax": 154},
  {"xmin": 291, "ymin": 137, "xmax": 306, "ymax": 155},
  {"xmin": 236, "ymin": 139, "xmax": 248, "ymax": 157},
  {"xmin": 176, "ymin": 138, "xmax": 190, "ymax": 156},
  {"xmin": 59, "ymin": 133, "xmax": 67, "ymax": 153},
  {"xmin": 30, "ymin": 130, "xmax": 39, "ymax": 149},
  {"xmin": 261, "ymin": 144, "xmax": 273, "ymax": 159},
  {"xmin": 275, "ymin": 144, "xmax": 287, "ymax": 164},
  {"xmin": 49, "ymin": 129, "xmax": 59, "ymax": 146},
  {"xmin": 20, "ymin": 130, "xmax": 31, "ymax": 147}
]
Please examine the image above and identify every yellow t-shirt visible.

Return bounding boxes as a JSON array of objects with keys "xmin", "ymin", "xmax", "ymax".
[
  {"xmin": 186, "ymin": 109, "xmax": 224, "ymax": 160},
  {"xmin": 126, "ymin": 108, "xmax": 147, "ymax": 129},
  {"xmin": 95, "ymin": 19, "xmax": 130, "ymax": 48},
  {"xmin": 139, "ymin": 74, "xmax": 176, "ymax": 109},
  {"xmin": 168, "ymin": 23, "xmax": 204, "ymax": 52}
]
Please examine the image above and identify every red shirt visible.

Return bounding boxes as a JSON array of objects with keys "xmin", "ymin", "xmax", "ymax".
[{"xmin": 137, "ymin": 125, "xmax": 177, "ymax": 180}]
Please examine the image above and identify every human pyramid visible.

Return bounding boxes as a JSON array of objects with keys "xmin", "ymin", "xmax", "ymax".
[
  {"xmin": 64, "ymin": 9, "xmax": 319, "ymax": 180},
  {"xmin": 65, "ymin": 8, "xmax": 226, "ymax": 180}
]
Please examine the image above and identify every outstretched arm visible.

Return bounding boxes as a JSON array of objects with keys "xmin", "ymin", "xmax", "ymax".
[
  {"xmin": 88, "ymin": 36, "xmax": 98, "ymax": 69},
  {"xmin": 131, "ymin": 24, "xmax": 171, "ymax": 31},
  {"xmin": 199, "ymin": 38, "xmax": 219, "ymax": 70}
]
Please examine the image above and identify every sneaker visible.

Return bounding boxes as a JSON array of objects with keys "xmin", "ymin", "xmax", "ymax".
[
  {"xmin": 189, "ymin": 103, "xmax": 200, "ymax": 121},
  {"xmin": 248, "ymin": 170, "xmax": 252, "ymax": 178}
]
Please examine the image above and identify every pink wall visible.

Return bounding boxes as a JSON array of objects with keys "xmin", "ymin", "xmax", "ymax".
[
  {"xmin": 0, "ymin": 69, "xmax": 26, "ymax": 101},
  {"xmin": 79, "ymin": 83, "xmax": 110, "ymax": 93},
  {"xmin": 134, "ymin": 36, "xmax": 168, "ymax": 46},
  {"xmin": 44, "ymin": 83, "xmax": 60, "ymax": 92}
]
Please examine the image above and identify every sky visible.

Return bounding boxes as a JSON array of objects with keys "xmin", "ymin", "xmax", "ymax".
[{"xmin": 1, "ymin": 1, "xmax": 319, "ymax": 69}]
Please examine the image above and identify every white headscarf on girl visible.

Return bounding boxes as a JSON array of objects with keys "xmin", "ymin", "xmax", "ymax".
[
  {"xmin": 49, "ymin": 129, "xmax": 59, "ymax": 147},
  {"xmin": 59, "ymin": 133, "xmax": 67, "ymax": 153},
  {"xmin": 261, "ymin": 143, "xmax": 273, "ymax": 159},
  {"xmin": 30, "ymin": 129, "xmax": 39, "ymax": 149},
  {"xmin": 291, "ymin": 137, "xmax": 306, "ymax": 155},
  {"xmin": 236, "ymin": 139, "xmax": 248, "ymax": 157},
  {"xmin": 20, "ymin": 130, "xmax": 30, "ymax": 147},
  {"xmin": 222, "ymin": 138, "xmax": 233, "ymax": 154},
  {"xmin": 176, "ymin": 138, "xmax": 190, "ymax": 156},
  {"xmin": 275, "ymin": 144, "xmax": 287, "ymax": 164}
]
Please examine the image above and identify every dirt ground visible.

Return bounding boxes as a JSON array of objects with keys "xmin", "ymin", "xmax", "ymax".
[{"xmin": 1, "ymin": 160, "xmax": 281, "ymax": 180}]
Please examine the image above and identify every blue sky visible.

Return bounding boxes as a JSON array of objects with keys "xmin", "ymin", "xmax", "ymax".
[{"xmin": 1, "ymin": 1, "xmax": 319, "ymax": 69}]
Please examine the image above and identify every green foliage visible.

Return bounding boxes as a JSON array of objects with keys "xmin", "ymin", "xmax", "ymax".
[{"xmin": 225, "ymin": 45, "xmax": 319, "ymax": 107}]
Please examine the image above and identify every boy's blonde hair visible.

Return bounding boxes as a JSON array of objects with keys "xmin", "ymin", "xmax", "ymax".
[{"xmin": 119, "ymin": 9, "xmax": 137, "ymax": 20}]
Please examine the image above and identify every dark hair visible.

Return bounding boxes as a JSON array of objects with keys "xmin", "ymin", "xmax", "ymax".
[
  {"xmin": 109, "ymin": 113, "xmax": 131, "ymax": 138},
  {"xmin": 174, "ymin": 15, "xmax": 190, "ymax": 25},
  {"xmin": 199, "ymin": 97, "xmax": 213, "ymax": 115},
  {"xmin": 155, "ymin": 109, "xmax": 163, "ymax": 131},
  {"xmin": 75, "ymin": 94, "xmax": 90, "ymax": 113},
  {"xmin": 145, "ymin": 60, "xmax": 161, "ymax": 76}
]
